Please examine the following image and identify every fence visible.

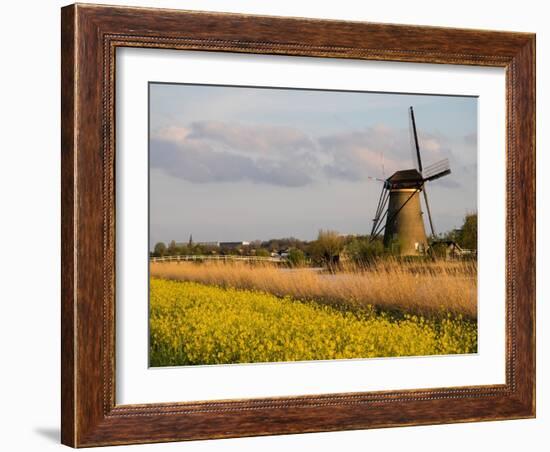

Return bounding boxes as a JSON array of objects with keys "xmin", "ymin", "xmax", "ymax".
[{"xmin": 150, "ymin": 255, "xmax": 287, "ymax": 263}]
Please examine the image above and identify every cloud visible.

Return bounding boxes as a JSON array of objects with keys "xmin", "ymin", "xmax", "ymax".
[
  {"xmin": 319, "ymin": 124, "xmax": 451, "ymax": 182},
  {"xmin": 151, "ymin": 120, "xmax": 459, "ymax": 189},
  {"xmin": 150, "ymin": 121, "xmax": 318, "ymax": 187},
  {"xmin": 153, "ymin": 126, "xmax": 191, "ymax": 142},
  {"xmin": 188, "ymin": 121, "xmax": 315, "ymax": 155}
]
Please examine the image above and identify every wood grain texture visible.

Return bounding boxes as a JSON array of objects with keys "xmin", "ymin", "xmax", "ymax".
[
  {"xmin": 60, "ymin": 4, "xmax": 76, "ymax": 446},
  {"xmin": 60, "ymin": 3, "xmax": 536, "ymax": 447}
]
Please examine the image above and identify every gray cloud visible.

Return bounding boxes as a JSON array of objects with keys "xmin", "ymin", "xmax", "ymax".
[
  {"xmin": 319, "ymin": 125, "xmax": 452, "ymax": 183},
  {"xmin": 188, "ymin": 121, "xmax": 315, "ymax": 155},
  {"xmin": 151, "ymin": 120, "xmax": 459, "ymax": 189},
  {"xmin": 150, "ymin": 138, "xmax": 317, "ymax": 188},
  {"xmin": 151, "ymin": 121, "xmax": 320, "ymax": 187}
]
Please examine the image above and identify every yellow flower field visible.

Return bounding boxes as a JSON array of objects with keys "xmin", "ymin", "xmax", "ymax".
[{"xmin": 149, "ymin": 278, "xmax": 477, "ymax": 366}]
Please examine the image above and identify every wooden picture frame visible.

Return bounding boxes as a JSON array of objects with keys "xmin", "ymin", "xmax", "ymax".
[{"xmin": 61, "ymin": 3, "xmax": 535, "ymax": 447}]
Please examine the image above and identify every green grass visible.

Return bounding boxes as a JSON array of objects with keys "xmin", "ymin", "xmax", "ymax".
[{"xmin": 149, "ymin": 279, "xmax": 477, "ymax": 366}]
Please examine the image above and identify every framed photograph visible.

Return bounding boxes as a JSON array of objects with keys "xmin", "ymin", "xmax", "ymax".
[{"xmin": 61, "ymin": 3, "xmax": 535, "ymax": 447}]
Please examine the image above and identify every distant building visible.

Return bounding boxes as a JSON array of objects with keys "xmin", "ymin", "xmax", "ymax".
[
  {"xmin": 174, "ymin": 240, "xmax": 250, "ymax": 250},
  {"xmin": 175, "ymin": 241, "xmax": 221, "ymax": 248},
  {"xmin": 197, "ymin": 241, "xmax": 221, "ymax": 248},
  {"xmin": 431, "ymin": 240, "xmax": 475, "ymax": 260},
  {"xmin": 219, "ymin": 241, "xmax": 250, "ymax": 249}
]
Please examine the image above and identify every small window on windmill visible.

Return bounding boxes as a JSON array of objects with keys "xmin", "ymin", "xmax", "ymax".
[{"xmin": 415, "ymin": 242, "xmax": 419, "ymax": 251}]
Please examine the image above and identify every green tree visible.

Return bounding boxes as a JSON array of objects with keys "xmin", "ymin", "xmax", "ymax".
[
  {"xmin": 269, "ymin": 240, "xmax": 280, "ymax": 252},
  {"xmin": 288, "ymin": 248, "xmax": 306, "ymax": 267},
  {"xmin": 168, "ymin": 240, "xmax": 178, "ymax": 255},
  {"xmin": 153, "ymin": 242, "xmax": 166, "ymax": 257},
  {"xmin": 458, "ymin": 213, "xmax": 477, "ymax": 250},
  {"xmin": 309, "ymin": 229, "xmax": 343, "ymax": 268},
  {"xmin": 255, "ymin": 248, "xmax": 270, "ymax": 257},
  {"xmin": 345, "ymin": 238, "xmax": 384, "ymax": 265},
  {"xmin": 193, "ymin": 244, "xmax": 206, "ymax": 256}
]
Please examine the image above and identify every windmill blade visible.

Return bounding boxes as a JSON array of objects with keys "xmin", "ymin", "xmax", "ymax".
[
  {"xmin": 409, "ymin": 106, "xmax": 423, "ymax": 172},
  {"xmin": 424, "ymin": 168, "xmax": 451, "ymax": 182},
  {"xmin": 423, "ymin": 158, "xmax": 451, "ymax": 180},
  {"xmin": 408, "ymin": 111, "xmax": 418, "ymax": 171},
  {"xmin": 370, "ymin": 186, "xmax": 388, "ymax": 237},
  {"xmin": 422, "ymin": 185, "xmax": 436, "ymax": 237},
  {"xmin": 423, "ymin": 158, "xmax": 450, "ymax": 176},
  {"xmin": 367, "ymin": 176, "xmax": 385, "ymax": 182}
]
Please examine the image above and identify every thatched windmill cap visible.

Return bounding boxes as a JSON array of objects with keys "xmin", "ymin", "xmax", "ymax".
[{"xmin": 386, "ymin": 169, "xmax": 424, "ymax": 189}]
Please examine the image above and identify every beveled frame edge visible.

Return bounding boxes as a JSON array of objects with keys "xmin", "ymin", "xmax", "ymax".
[{"xmin": 61, "ymin": 3, "xmax": 536, "ymax": 447}]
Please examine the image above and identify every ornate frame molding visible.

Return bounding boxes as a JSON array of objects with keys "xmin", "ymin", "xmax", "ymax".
[{"xmin": 62, "ymin": 4, "xmax": 535, "ymax": 447}]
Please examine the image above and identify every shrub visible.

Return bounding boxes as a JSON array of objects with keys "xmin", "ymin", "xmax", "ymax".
[
  {"xmin": 345, "ymin": 238, "xmax": 384, "ymax": 265},
  {"xmin": 288, "ymin": 248, "xmax": 306, "ymax": 267},
  {"xmin": 308, "ymin": 229, "xmax": 343, "ymax": 268}
]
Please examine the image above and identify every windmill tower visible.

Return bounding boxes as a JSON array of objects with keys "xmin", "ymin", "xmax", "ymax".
[{"xmin": 369, "ymin": 107, "xmax": 452, "ymax": 255}]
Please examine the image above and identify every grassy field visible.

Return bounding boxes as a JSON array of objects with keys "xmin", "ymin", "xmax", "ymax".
[
  {"xmin": 150, "ymin": 259, "xmax": 477, "ymax": 319},
  {"xmin": 149, "ymin": 278, "xmax": 477, "ymax": 366}
]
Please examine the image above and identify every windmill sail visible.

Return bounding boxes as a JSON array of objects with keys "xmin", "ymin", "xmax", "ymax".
[
  {"xmin": 422, "ymin": 186, "xmax": 436, "ymax": 237},
  {"xmin": 408, "ymin": 110, "xmax": 418, "ymax": 170},
  {"xmin": 409, "ymin": 106, "xmax": 423, "ymax": 172},
  {"xmin": 409, "ymin": 106, "xmax": 437, "ymax": 238},
  {"xmin": 423, "ymin": 158, "xmax": 451, "ymax": 181}
]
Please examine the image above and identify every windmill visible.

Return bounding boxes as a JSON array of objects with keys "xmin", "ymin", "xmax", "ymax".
[{"xmin": 369, "ymin": 107, "xmax": 451, "ymax": 255}]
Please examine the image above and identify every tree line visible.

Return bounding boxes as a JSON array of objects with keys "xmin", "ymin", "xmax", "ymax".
[{"xmin": 151, "ymin": 213, "xmax": 477, "ymax": 267}]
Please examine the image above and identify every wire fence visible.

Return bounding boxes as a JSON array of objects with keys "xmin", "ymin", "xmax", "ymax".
[{"xmin": 150, "ymin": 255, "xmax": 287, "ymax": 263}]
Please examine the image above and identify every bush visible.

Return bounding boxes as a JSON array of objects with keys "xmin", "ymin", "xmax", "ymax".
[
  {"xmin": 308, "ymin": 229, "xmax": 343, "ymax": 267},
  {"xmin": 153, "ymin": 242, "xmax": 166, "ymax": 257},
  {"xmin": 287, "ymin": 248, "xmax": 306, "ymax": 267},
  {"xmin": 345, "ymin": 238, "xmax": 384, "ymax": 265},
  {"xmin": 255, "ymin": 248, "xmax": 270, "ymax": 257},
  {"xmin": 459, "ymin": 213, "xmax": 477, "ymax": 250}
]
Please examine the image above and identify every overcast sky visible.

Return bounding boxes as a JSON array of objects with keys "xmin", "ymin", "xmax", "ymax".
[{"xmin": 149, "ymin": 83, "xmax": 477, "ymax": 247}]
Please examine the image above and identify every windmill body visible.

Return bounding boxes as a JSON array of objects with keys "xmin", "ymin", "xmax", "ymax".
[
  {"xmin": 369, "ymin": 107, "xmax": 452, "ymax": 256},
  {"xmin": 382, "ymin": 170, "xmax": 428, "ymax": 255}
]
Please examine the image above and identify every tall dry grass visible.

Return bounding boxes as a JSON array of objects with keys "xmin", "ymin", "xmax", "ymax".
[{"xmin": 150, "ymin": 259, "xmax": 477, "ymax": 319}]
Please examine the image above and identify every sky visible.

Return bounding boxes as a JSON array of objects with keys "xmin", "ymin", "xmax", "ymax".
[{"xmin": 149, "ymin": 83, "xmax": 477, "ymax": 247}]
